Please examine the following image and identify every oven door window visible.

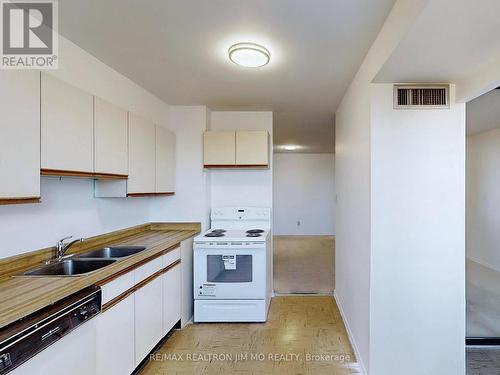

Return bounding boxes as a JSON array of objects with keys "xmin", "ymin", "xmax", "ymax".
[{"xmin": 206, "ymin": 255, "xmax": 252, "ymax": 282}]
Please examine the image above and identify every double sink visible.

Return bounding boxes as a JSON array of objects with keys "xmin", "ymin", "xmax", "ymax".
[{"xmin": 23, "ymin": 246, "xmax": 147, "ymax": 277}]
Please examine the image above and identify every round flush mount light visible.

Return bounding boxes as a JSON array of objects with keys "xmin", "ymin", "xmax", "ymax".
[
  {"xmin": 283, "ymin": 145, "xmax": 299, "ymax": 151},
  {"xmin": 228, "ymin": 42, "xmax": 270, "ymax": 68}
]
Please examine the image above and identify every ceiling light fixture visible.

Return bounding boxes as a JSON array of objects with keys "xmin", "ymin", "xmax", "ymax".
[
  {"xmin": 228, "ymin": 42, "xmax": 270, "ymax": 68},
  {"xmin": 283, "ymin": 145, "xmax": 298, "ymax": 151}
]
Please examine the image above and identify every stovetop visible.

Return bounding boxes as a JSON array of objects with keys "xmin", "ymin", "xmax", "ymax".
[{"xmin": 195, "ymin": 228, "xmax": 270, "ymax": 242}]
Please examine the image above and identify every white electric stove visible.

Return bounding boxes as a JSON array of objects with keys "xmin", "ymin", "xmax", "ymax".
[{"xmin": 193, "ymin": 207, "xmax": 272, "ymax": 322}]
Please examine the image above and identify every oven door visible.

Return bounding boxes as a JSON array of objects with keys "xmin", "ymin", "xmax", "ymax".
[{"xmin": 194, "ymin": 246, "xmax": 266, "ymax": 299}]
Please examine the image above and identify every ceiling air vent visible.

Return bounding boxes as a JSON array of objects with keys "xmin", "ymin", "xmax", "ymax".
[{"xmin": 394, "ymin": 85, "xmax": 449, "ymax": 109}]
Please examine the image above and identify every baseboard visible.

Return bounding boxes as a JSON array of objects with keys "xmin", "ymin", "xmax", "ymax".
[
  {"xmin": 466, "ymin": 256, "xmax": 500, "ymax": 274},
  {"xmin": 334, "ymin": 290, "xmax": 367, "ymax": 375}
]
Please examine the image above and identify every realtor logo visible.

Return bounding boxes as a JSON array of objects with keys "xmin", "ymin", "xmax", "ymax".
[{"xmin": 1, "ymin": 0, "xmax": 58, "ymax": 69}]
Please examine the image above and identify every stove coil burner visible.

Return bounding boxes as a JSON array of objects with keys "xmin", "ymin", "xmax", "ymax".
[
  {"xmin": 211, "ymin": 229, "xmax": 226, "ymax": 233},
  {"xmin": 205, "ymin": 232, "xmax": 225, "ymax": 237},
  {"xmin": 246, "ymin": 229, "xmax": 264, "ymax": 234},
  {"xmin": 246, "ymin": 233, "xmax": 262, "ymax": 237}
]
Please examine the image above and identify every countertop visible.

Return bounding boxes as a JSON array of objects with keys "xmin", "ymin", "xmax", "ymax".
[{"xmin": 0, "ymin": 224, "xmax": 199, "ymax": 330}]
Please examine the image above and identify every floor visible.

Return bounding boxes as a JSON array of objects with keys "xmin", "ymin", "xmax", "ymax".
[
  {"xmin": 467, "ymin": 259, "xmax": 500, "ymax": 337},
  {"xmin": 140, "ymin": 296, "xmax": 360, "ymax": 374},
  {"xmin": 466, "ymin": 259, "xmax": 500, "ymax": 374},
  {"xmin": 467, "ymin": 347, "xmax": 500, "ymax": 375},
  {"xmin": 273, "ymin": 236, "xmax": 335, "ymax": 294}
]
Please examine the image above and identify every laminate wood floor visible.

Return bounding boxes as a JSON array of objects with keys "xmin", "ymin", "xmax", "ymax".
[
  {"xmin": 273, "ymin": 236, "xmax": 335, "ymax": 294},
  {"xmin": 140, "ymin": 296, "xmax": 360, "ymax": 374}
]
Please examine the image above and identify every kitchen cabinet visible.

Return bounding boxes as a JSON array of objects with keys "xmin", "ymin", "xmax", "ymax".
[
  {"xmin": 41, "ymin": 73, "xmax": 94, "ymax": 174},
  {"xmin": 94, "ymin": 97, "xmax": 128, "ymax": 177},
  {"xmin": 162, "ymin": 263, "xmax": 181, "ymax": 335},
  {"xmin": 203, "ymin": 131, "xmax": 236, "ymax": 166},
  {"xmin": 181, "ymin": 238, "xmax": 194, "ymax": 326},
  {"xmin": 128, "ymin": 113, "xmax": 156, "ymax": 195},
  {"xmin": 155, "ymin": 125, "xmax": 176, "ymax": 193},
  {"xmin": 236, "ymin": 130, "xmax": 269, "ymax": 166},
  {"xmin": 0, "ymin": 71, "xmax": 40, "ymax": 204},
  {"xmin": 12, "ymin": 320, "xmax": 96, "ymax": 375},
  {"xmin": 96, "ymin": 294, "xmax": 135, "ymax": 375},
  {"xmin": 135, "ymin": 275, "xmax": 163, "ymax": 366},
  {"xmin": 203, "ymin": 130, "xmax": 269, "ymax": 168}
]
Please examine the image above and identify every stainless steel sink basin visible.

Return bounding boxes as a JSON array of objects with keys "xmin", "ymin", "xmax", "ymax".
[
  {"xmin": 23, "ymin": 259, "xmax": 116, "ymax": 277},
  {"xmin": 76, "ymin": 246, "xmax": 146, "ymax": 259}
]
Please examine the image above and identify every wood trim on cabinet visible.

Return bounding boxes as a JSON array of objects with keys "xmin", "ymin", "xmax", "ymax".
[
  {"xmin": 93, "ymin": 172, "xmax": 129, "ymax": 180},
  {"xmin": 101, "ymin": 286, "xmax": 136, "ymax": 312},
  {"xmin": 162, "ymin": 259, "xmax": 181, "ymax": 274},
  {"xmin": 41, "ymin": 168, "xmax": 128, "ymax": 180},
  {"xmin": 203, "ymin": 164, "xmax": 269, "ymax": 169},
  {"xmin": 0, "ymin": 197, "xmax": 41, "ymax": 205},
  {"xmin": 126, "ymin": 192, "xmax": 175, "ymax": 197},
  {"xmin": 101, "ymin": 259, "xmax": 181, "ymax": 312},
  {"xmin": 97, "ymin": 244, "xmax": 180, "ymax": 286}
]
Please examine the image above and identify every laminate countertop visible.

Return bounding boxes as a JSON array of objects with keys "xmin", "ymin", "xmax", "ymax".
[{"xmin": 0, "ymin": 223, "xmax": 200, "ymax": 330}]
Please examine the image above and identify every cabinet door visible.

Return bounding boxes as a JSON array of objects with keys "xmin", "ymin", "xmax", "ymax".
[
  {"xmin": 94, "ymin": 97, "xmax": 128, "ymax": 176},
  {"xmin": 96, "ymin": 294, "xmax": 135, "ymax": 375},
  {"xmin": 135, "ymin": 276, "xmax": 163, "ymax": 365},
  {"xmin": 128, "ymin": 113, "xmax": 155, "ymax": 194},
  {"xmin": 162, "ymin": 263, "xmax": 181, "ymax": 335},
  {"xmin": 203, "ymin": 131, "xmax": 235, "ymax": 166},
  {"xmin": 155, "ymin": 125, "xmax": 176, "ymax": 193},
  {"xmin": 0, "ymin": 71, "xmax": 40, "ymax": 200},
  {"xmin": 12, "ymin": 320, "xmax": 96, "ymax": 375},
  {"xmin": 236, "ymin": 131, "xmax": 269, "ymax": 166},
  {"xmin": 41, "ymin": 73, "xmax": 94, "ymax": 172},
  {"xmin": 181, "ymin": 238, "xmax": 194, "ymax": 327}
]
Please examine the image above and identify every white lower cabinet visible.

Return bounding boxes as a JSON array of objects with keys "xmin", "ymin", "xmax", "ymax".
[
  {"xmin": 96, "ymin": 294, "xmax": 135, "ymax": 375},
  {"xmin": 135, "ymin": 275, "xmax": 163, "ymax": 366},
  {"xmin": 13, "ymin": 249, "xmax": 186, "ymax": 374},
  {"xmin": 162, "ymin": 263, "xmax": 181, "ymax": 335},
  {"xmin": 12, "ymin": 320, "xmax": 96, "ymax": 375}
]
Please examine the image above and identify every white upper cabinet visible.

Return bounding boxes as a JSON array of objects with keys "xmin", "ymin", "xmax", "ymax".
[
  {"xmin": 128, "ymin": 113, "xmax": 156, "ymax": 194},
  {"xmin": 236, "ymin": 130, "xmax": 269, "ymax": 166},
  {"xmin": 94, "ymin": 97, "xmax": 128, "ymax": 176},
  {"xmin": 203, "ymin": 131, "xmax": 236, "ymax": 166},
  {"xmin": 155, "ymin": 125, "xmax": 176, "ymax": 193},
  {"xmin": 0, "ymin": 71, "xmax": 40, "ymax": 201},
  {"xmin": 41, "ymin": 73, "xmax": 94, "ymax": 173}
]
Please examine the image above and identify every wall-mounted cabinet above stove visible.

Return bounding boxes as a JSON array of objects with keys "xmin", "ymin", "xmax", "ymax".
[{"xmin": 203, "ymin": 130, "xmax": 269, "ymax": 169}]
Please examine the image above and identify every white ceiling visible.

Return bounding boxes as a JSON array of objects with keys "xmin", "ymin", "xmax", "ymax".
[
  {"xmin": 467, "ymin": 89, "xmax": 500, "ymax": 135},
  {"xmin": 58, "ymin": 0, "xmax": 396, "ymax": 153},
  {"xmin": 374, "ymin": 0, "xmax": 500, "ymax": 87}
]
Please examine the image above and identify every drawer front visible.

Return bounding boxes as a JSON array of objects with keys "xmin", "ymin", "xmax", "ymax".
[
  {"xmin": 135, "ymin": 256, "xmax": 163, "ymax": 284},
  {"xmin": 101, "ymin": 271, "xmax": 134, "ymax": 305},
  {"xmin": 162, "ymin": 247, "xmax": 181, "ymax": 268}
]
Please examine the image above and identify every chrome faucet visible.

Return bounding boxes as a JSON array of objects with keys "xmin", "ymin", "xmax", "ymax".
[{"xmin": 56, "ymin": 236, "xmax": 84, "ymax": 260}]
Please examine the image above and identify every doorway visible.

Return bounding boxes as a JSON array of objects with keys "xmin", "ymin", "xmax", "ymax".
[
  {"xmin": 272, "ymin": 153, "xmax": 336, "ymax": 294},
  {"xmin": 466, "ymin": 87, "xmax": 500, "ymax": 373}
]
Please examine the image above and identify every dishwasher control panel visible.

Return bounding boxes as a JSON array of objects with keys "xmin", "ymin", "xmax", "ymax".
[{"xmin": 0, "ymin": 286, "xmax": 101, "ymax": 374}]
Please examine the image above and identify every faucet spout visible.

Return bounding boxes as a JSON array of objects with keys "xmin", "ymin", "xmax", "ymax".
[{"xmin": 56, "ymin": 236, "xmax": 84, "ymax": 260}]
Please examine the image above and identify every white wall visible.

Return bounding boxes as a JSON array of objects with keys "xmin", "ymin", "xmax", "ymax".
[
  {"xmin": 149, "ymin": 106, "xmax": 211, "ymax": 230},
  {"xmin": 273, "ymin": 153, "xmax": 335, "ymax": 235},
  {"xmin": 467, "ymin": 127, "xmax": 500, "ymax": 271},
  {"xmin": 370, "ymin": 84, "xmax": 465, "ymax": 375},
  {"xmin": 209, "ymin": 112, "xmax": 273, "ymax": 209},
  {"xmin": 334, "ymin": 1, "xmax": 438, "ymax": 373},
  {"xmin": 0, "ymin": 35, "xmax": 171, "ymax": 258}
]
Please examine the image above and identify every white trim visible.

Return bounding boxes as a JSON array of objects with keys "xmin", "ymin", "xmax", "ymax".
[
  {"xmin": 334, "ymin": 290, "xmax": 367, "ymax": 375},
  {"xmin": 466, "ymin": 256, "xmax": 500, "ymax": 274}
]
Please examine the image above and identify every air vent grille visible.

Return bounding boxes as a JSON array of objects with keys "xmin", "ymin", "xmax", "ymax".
[{"xmin": 394, "ymin": 85, "xmax": 449, "ymax": 109}]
